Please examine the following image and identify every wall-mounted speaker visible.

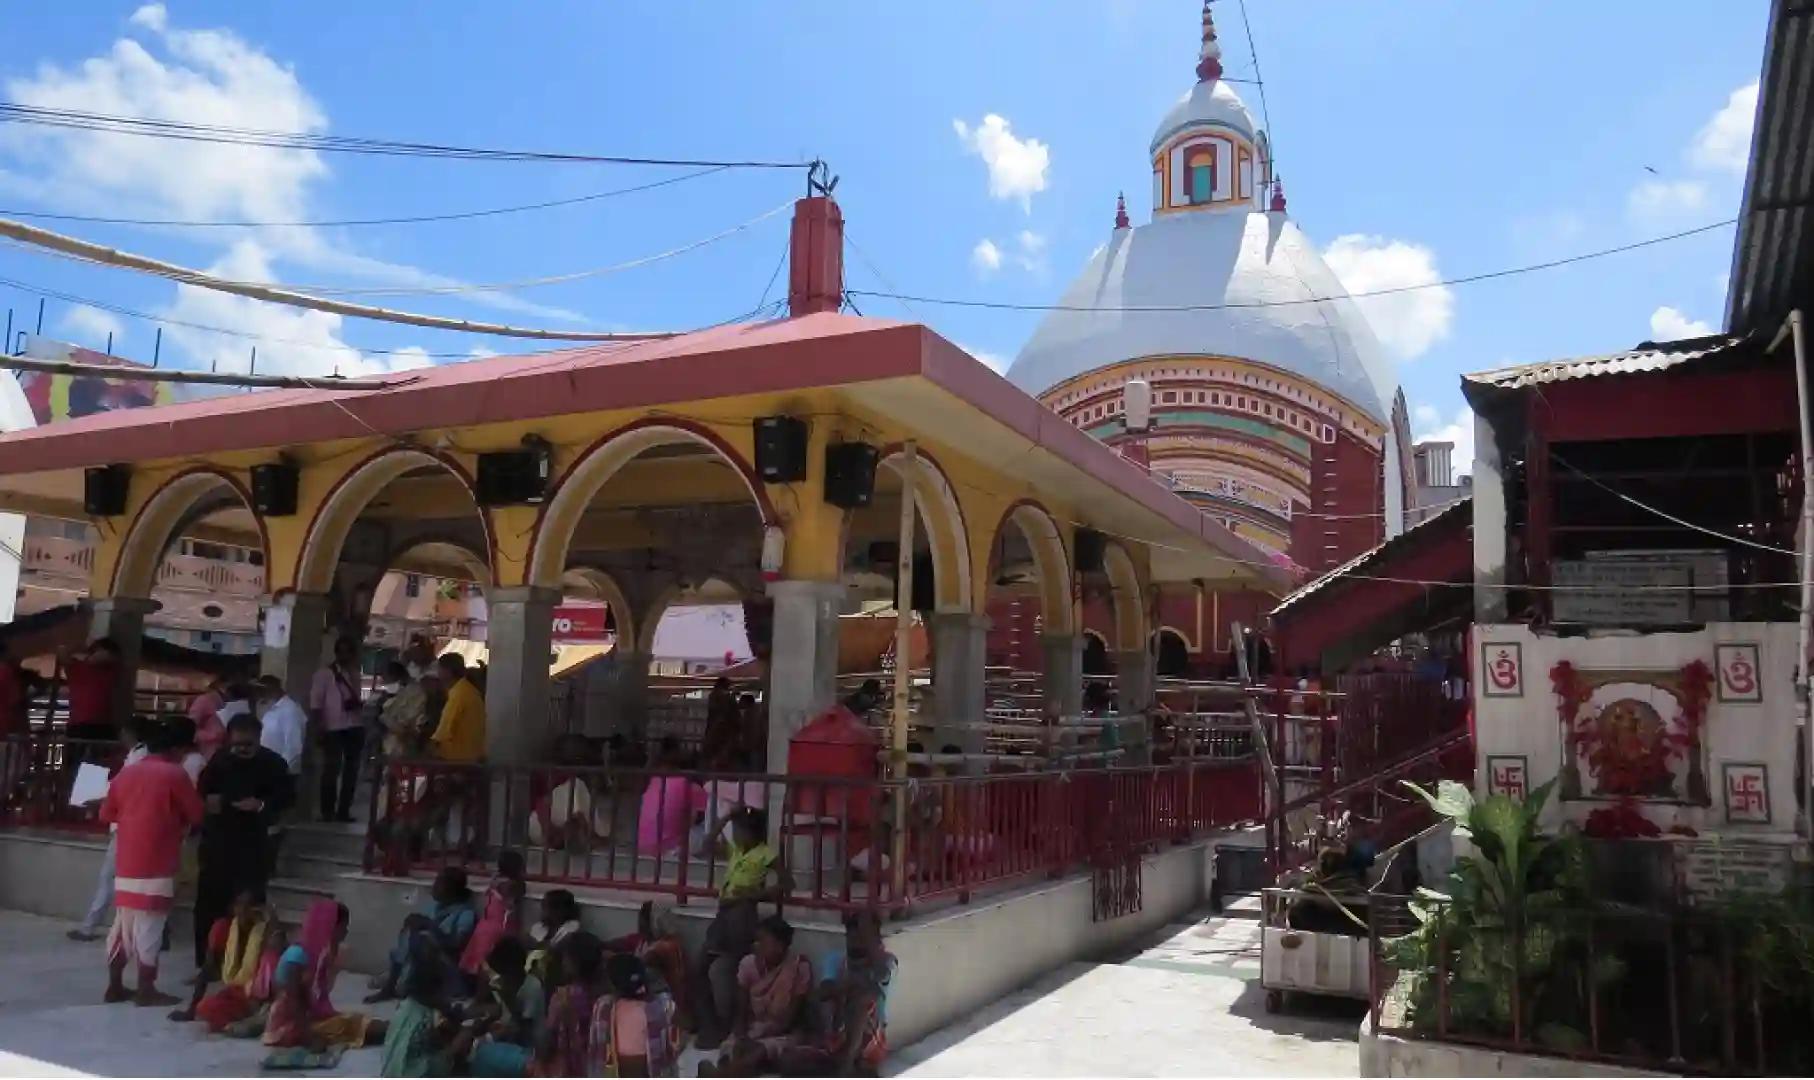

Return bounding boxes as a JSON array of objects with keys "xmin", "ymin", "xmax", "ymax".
[
  {"xmin": 1075, "ymin": 527, "xmax": 1107, "ymax": 574},
  {"xmin": 824, "ymin": 442, "xmax": 879, "ymax": 509},
  {"xmin": 249, "ymin": 462, "xmax": 299, "ymax": 516},
  {"xmin": 84, "ymin": 465, "xmax": 130, "ymax": 517},
  {"xmin": 476, "ymin": 446, "xmax": 550, "ymax": 506},
  {"xmin": 754, "ymin": 416, "xmax": 807, "ymax": 483}
]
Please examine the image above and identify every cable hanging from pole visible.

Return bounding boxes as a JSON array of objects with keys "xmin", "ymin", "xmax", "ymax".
[{"xmin": 0, "ymin": 101, "xmax": 814, "ymax": 169}]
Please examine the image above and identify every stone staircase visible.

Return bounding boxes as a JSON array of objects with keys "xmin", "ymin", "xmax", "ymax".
[{"xmin": 267, "ymin": 820, "xmax": 366, "ymax": 924}]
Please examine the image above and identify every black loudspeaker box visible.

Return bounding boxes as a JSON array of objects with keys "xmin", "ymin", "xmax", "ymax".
[
  {"xmin": 754, "ymin": 416, "xmax": 807, "ymax": 483},
  {"xmin": 824, "ymin": 441, "xmax": 879, "ymax": 509},
  {"xmin": 84, "ymin": 465, "xmax": 130, "ymax": 516},
  {"xmin": 1075, "ymin": 527, "xmax": 1107, "ymax": 573},
  {"xmin": 250, "ymin": 462, "xmax": 299, "ymax": 516},
  {"xmin": 476, "ymin": 449, "xmax": 548, "ymax": 506}
]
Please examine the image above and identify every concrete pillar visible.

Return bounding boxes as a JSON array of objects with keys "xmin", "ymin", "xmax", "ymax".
[
  {"xmin": 1114, "ymin": 648, "xmax": 1155, "ymax": 766},
  {"xmin": 483, "ymin": 586, "xmax": 559, "ymax": 766},
  {"xmin": 1041, "ymin": 633, "xmax": 1084, "ymax": 718},
  {"xmin": 765, "ymin": 579, "xmax": 845, "ymax": 773},
  {"xmin": 88, "ymin": 597, "xmax": 158, "ymax": 722},
  {"xmin": 261, "ymin": 592, "xmax": 332, "ymax": 697},
  {"xmin": 605, "ymin": 650, "xmax": 651, "ymax": 744},
  {"xmin": 1472, "ymin": 408, "xmax": 1508, "ymax": 623},
  {"xmin": 930, "ymin": 613, "xmax": 989, "ymax": 756}
]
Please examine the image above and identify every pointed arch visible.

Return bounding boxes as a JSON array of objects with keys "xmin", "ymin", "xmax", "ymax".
[
  {"xmin": 112, "ymin": 467, "xmax": 267, "ymax": 599},
  {"xmin": 876, "ymin": 446, "xmax": 972, "ymax": 614},
  {"xmin": 296, "ymin": 447, "xmax": 493, "ymax": 595},
  {"xmin": 987, "ymin": 500, "xmax": 1074, "ymax": 636}
]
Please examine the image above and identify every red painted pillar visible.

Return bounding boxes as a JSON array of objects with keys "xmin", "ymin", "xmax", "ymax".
[
  {"xmin": 1524, "ymin": 394, "xmax": 1553, "ymax": 621},
  {"xmin": 788, "ymin": 196, "xmax": 845, "ymax": 317}
]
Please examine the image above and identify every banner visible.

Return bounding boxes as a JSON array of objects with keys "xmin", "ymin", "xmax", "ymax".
[{"xmin": 551, "ymin": 604, "xmax": 610, "ymax": 643}]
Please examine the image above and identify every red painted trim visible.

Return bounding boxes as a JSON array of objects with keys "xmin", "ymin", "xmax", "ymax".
[
  {"xmin": 111, "ymin": 465, "xmax": 271, "ymax": 598},
  {"xmin": 527, "ymin": 417, "xmax": 775, "ymax": 581},
  {"xmin": 1538, "ymin": 368, "xmax": 1797, "ymax": 443},
  {"xmin": 294, "ymin": 446, "xmax": 496, "ymax": 592}
]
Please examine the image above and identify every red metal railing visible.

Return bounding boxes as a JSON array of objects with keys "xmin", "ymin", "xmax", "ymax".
[
  {"xmin": 364, "ymin": 756, "xmax": 1266, "ymax": 913},
  {"xmin": 1368, "ymin": 891, "xmax": 1792, "ymax": 1074},
  {"xmin": 0, "ymin": 735, "xmax": 125, "ymax": 833}
]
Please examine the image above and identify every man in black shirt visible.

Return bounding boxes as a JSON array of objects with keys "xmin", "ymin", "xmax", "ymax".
[{"xmin": 192, "ymin": 713, "xmax": 293, "ymax": 969}]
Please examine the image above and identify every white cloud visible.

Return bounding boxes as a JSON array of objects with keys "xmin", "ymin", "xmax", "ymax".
[
  {"xmin": 1321, "ymin": 234, "xmax": 1454, "ymax": 361},
  {"xmin": 1017, "ymin": 230, "xmax": 1046, "ymax": 255},
  {"xmin": 958, "ymin": 343, "xmax": 1010, "ymax": 372},
  {"xmin": 0, "ymin": 7, "xmax": 583, "ymax": 358},
  {"xmin": 1690, "ymin": 81, "xmax": 1759, "ymax": 175},
  {"xmin": 1649, "ymin": 305, "xmax": 1714, "ymax": 342},
  {"xmin": 128, "ymin": 4, "xmax": 168, "ymax": 32},
  {"xmin": 57, "ymin": 305, "xmax": 127, "ymax": 351},
  {"xmin": 952, "ymin": 114, "xmax": 1050, "ymax": 211},
  {"xmin": 971, "ymin": 238, "xmax": 1003, "ymax": 274},
  {"xmin": 158, "ymin": 239, "xmax": 425, "ymax": 377},
  {"xmin": 1412, "ymin": 404, "xmax": 1476, "ymax": 480},
  {"xmin": 1628, "ymin": 178, "xmax": 1709, "ymax": 222}
]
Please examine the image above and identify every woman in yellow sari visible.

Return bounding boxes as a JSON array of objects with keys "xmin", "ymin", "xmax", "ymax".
[{"xmin": 171, "ymin": 891, "xmax": 277, "ymax": 1032}]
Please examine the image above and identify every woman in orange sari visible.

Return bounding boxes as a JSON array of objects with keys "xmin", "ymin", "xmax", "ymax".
[
  {"xmin": 265, "ymin": 900, "xmax": 387, "ymax": 1052},
  {"xmin": 170, "ymin": 891, "xmax": 277, "ymax": 1031}
]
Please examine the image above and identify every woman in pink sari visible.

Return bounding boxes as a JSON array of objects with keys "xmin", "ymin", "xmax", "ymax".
[
  {"xmin": 265, "ymin": 900, "xmax": 386, "ymax": 1051},
  {"xmin": 708, "ymin": 916, "xmax": 812, "ymax": 1075}
]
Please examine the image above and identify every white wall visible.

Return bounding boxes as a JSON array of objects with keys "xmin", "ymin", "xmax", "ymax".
[{"xmin": 1472, "ymin": 622, "xmax": 1799, "ymax": 838}]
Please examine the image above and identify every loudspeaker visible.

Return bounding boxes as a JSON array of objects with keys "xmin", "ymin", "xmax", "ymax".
[
  {"xmin": 476, "ymin": 448, "xmax": 549, "ymax": 506},
  {"xmin": 824, "ymin": 441, "xmax": 879, "ymax": 509},
  {"xmin": 84, "ymin": 465, "xmax": 130, "ymax": 517},
  {"xmin": 1075, "ymin": 527, "xmax": 1107, "ymax": 573},
  {"xmin": 249, "ymin": 462, "xmax": 299, "ymax": 516},
  {"xmin": 754, "ymin": 416, "xmax": 807, "ymax": 483}
]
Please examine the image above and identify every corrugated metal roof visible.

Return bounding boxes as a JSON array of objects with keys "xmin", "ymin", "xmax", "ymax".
[
  {"xmin": 1727, "ymin": 0, "xmax": 1814, "ymax": 334},
  {"xmin": 1461, "ymin": 333, "xmax": 1753, "ymax": 395},
  {"xmin": 1271, "ymin": 496, "xmax": 1471, "ymax": 619}
]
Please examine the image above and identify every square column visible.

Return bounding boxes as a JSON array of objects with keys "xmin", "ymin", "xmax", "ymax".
[
  {"xmin": 88, "ymin": 597, "xmax": 158, "ymax": 722},
  {"xmin": 484, "ymin": 586, "xmax": 559, "ymax": 767},
  {"xmin": 1041, "ymin": 633, "xmax": 1084, "ymax": 718},
  {"xmin": 931, "ymin": 613, "xmax": 989, "ymax": 757},
  {"xmin": 765, "ymin": 579, "xmax": 846, "ymax": 774},
  {"xmin": 1115, "ymin": 649, "xmax": 1156, "ymax": 766},
  {"xmin": 261, "ymin": 592, "xmax": 332, "ymax": 698}
]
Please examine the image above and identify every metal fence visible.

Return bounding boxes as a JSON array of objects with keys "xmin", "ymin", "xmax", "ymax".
[
  {"xmin": 0, "ymin": 734, "xmax": 124, "ymax": 832},
  {"xmin": 1368, "ymin": 891, "xmax": 1804, "ymax": 1075},
  {"xmin": 364, "ymin": 756, "xmax": 1265, "ymax": 914}
]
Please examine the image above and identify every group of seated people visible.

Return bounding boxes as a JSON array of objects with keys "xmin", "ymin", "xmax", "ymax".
[{"xmin": 351, "ymin": 805, "xmax": 892, "ymax": 1076}]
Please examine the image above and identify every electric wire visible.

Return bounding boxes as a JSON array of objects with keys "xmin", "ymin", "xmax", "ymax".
[
  {"xmin": 845, "ymin": 219, "xmax": 1738, "ymax": 313},
  {"xmin": 0, "ymin": 102, "xmax": 812, "ymax": 169},
  {"xmin": 0, "ymin": 166, "xmax": 733, "ymax": 229}
]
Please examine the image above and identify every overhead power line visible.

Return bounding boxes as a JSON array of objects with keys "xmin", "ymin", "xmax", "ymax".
[
  {"xmin": 0, "ymin": 166, "xmax": 734, "ymax": 229},
  {"xmin": 0, "ymin": 217, "xmax": 669, "ymax": 341},
  {"xmin": 0, "ymin": 102, "xmax": 812, "ymax": 170},
  {"xmin": 846, "ymin": 219, "xmax": 1738, "ymax": 313},
  {"xmin": 4, "ymin": 199, "xmax": 793, "ymax": 298}
]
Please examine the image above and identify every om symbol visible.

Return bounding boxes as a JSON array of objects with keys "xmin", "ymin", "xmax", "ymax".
[
  {"xmin": 1489, "ymin": 649, "xmax": 1519, "ymax": 690},
  {"xmin": 1723, "ymin": 655, "xmax": 1756, "ymax": 696}
]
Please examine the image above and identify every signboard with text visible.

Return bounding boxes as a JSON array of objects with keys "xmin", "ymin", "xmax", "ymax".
[{"xmin": 550, "ymin": 604, "xmax": 610, "ymax": 643}]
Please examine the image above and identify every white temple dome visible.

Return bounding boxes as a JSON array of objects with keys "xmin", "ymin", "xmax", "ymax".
[
  {"xmin": 1006, "ymin": 208, "xmax": 1394, "ymax": 423},
  {"xmin": 1150, "ymin": 78, "xmax": 1257, "ymax": 155}
]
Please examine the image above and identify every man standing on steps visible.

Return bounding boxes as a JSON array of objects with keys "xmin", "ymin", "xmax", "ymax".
[
  {"xmin": 310, "ymin": 636, "xmax": 365, "ymax": 823},
  {"xmin": 193, "ymin": 712, "xmax": 292, "ymax": 971},
  {"xmin": 98, "ymin": 720, "xmax": 204, "ymax": 1006}
]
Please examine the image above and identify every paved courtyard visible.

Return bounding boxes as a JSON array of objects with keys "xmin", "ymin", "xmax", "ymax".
[
  {"xmin": 0, "ymin": 900, "xmax": 1362, "ymax": 1076},
  {"xmin": 889, "ymin": 898, "xmax": 1364, "ymax": 1077}
]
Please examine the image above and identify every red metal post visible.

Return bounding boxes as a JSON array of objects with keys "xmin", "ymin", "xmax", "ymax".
[{"xmin": 788, "ymin": 196, "xmax": 844, "ymax": 317}]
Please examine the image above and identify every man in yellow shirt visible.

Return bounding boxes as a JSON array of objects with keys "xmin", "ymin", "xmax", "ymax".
[{"xmin": 429, "ymin": 654, "xmax": 487, "ymax": 763}]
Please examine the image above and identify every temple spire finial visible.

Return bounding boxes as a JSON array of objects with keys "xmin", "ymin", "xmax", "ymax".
[
  {"xmin": 1196, "ymin": 0, "xmax": 1224, "ymax": 82},
  {"xmin": 1269, "ymin": 177, "xmax": 1287, "ymax": 213},
  {"xmin": 1114, "ymin": 191, "xmax": 1130, "ymax": 229}
]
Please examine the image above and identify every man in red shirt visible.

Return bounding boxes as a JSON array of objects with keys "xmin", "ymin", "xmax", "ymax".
[
  {"xmin": 98, "ymin": 721, "xmax": 204, "ymax": 1005},
  {"xmin": 62, "ymin": 637, "xmax": 122, "ymax": 742}
]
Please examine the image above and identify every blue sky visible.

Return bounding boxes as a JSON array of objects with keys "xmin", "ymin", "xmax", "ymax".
[{"xmin": 0, "ymin": 2, "xmax": 1771, "ymax": 466}]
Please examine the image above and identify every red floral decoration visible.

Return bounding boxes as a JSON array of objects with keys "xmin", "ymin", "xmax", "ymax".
[{"xmin": 1554, "ymin": 659, "xmax": 1713, "ymax": 802}]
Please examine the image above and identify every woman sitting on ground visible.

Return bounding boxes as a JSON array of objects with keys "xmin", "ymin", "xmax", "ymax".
[
  {"xmin": 367, "ymin": 866, "xmax": 478, "ymax": 1003},
  {"xmin": 461, "ymin": 850, "xmax": 527, "ymax": 980},
  {"xmin": 605, "ymin": 900, "xmax": 690, "ymax": 1030},
  {"xmin": 380, "ymin": 935, "xmax": 459, "ymax": 1078},
  {"xmin": 464, "ymin": 937, "xmax": 546, "ymax": 1077},
  {"xmin": 592, "ymin": 953, "xmax": 681, "ymax": 1077},
  {"xmin": 528, "ymin": 888, "xmax": 583, "ymax": 985},
  {"xmin": 170, "ymin": 890, "xmax": 275, "ymax": 1031},
  {"xmin": 264, "ymin": 899, "xmax": 387, "ymax": 1053},
  {"xmin": 534, "ymin": 932, "xmax": 607, "ymax": 1078},
  {"xmin": 705, "ymin": 915, "xmax": 813, "ymax": 1076},
  {"xmin": 787, "ymin": 910, "xmax": 896, "ymax": 1076}
]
